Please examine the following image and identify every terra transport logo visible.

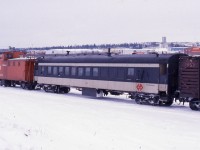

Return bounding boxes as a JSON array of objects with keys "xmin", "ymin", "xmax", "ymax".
[{"xmin": 136, "ymin": 83, "xmax": 143, "ymax": 92}]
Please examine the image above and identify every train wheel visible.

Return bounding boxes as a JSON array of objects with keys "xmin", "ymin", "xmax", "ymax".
[
  {"xmin": 189, "ymin": 100, "xmax": 200, "ymax": 111},
  {"xmin": 103, "ymin": 90, "xmax": 108, "ymax": 96},
  {"xmin": 12, "ymin": 83, "xmax": 16, "ymax": 87},
  {"xmin": 32, "ymin": 84, "xmax": 36, "ymax": 90},
  {"xmin": 0, "ymin": 80, "xmax": 3, "ymax": 86},
  {"xmin": 135, "ymin": 97, "xmax": 142, "ymax": 104},
  {"xmin": 64, "ymin": 87, "xmax": 70, "ymax": 94},
  {"xmin": 27, "ymin": 84, "xmax": 34, "ymax": 90},
  {"xmin": 148, "ymin": 99, "xmax": 154, "ymax": 105},
  {"xmin": 162, "ymin": 97, "xmax": 173, "ymax": 106},
  {"xmin": 11, "ymin": 81, "xmax": 16, "ymax": 87},
  {"xmin": 162, "ymin": 100, "xmax": 173, "ymax": 106},
  {"xmin": 148, "ymin": 97, "xmax": 158, "ymax": 105},
  {"xmin": 43, "ymin": 86, "xmax": 48, "ymax": 92},
  {"xmin": 54, "ymin": 85, "xmax": 60, "ymax": 93},
  {"xmin": 3, "ymin": 80, "xmax": 10, "ymax": 87},
  {"xmin": 21, "ymin": 82, "xmax": 26, "ymax": 89},
  {"xmin": 53, "ymin": 87, "xmax": 58, "ymax": 93}
]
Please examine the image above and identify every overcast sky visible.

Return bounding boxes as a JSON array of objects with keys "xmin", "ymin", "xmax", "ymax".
[{"xmin": 0, "ymin": 0, "xmax": 200, "ymax": 48}]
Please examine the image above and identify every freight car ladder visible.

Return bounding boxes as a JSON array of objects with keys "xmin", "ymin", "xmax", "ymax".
[{"xmin": 179, "ymin": 57, "xmax": 200, "ymax": 99}]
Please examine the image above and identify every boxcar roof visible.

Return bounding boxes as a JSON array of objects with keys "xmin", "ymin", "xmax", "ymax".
[
  {"xmin": 8, "ymin": 57, "xmax": 36, "ymax": 61},
  {"xmin": 38, "ymin": 54, "xmax": 182, "ymax": 64}
]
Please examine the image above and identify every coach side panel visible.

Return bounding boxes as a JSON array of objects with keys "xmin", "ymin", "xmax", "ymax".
[{"xmin": 35, "ymin": 62, "xmax": 166, "ymax": 94}]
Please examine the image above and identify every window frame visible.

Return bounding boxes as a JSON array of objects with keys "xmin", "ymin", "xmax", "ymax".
[
  {"xmin": 92, "ymin": 67, "xmax": 99, "ymax": 77},
  {"xmin": 47, "ymin": 66, "xmax": 52, "ymax": 75},
  {"xmin": 127, "ymin": 68, "xmax": 135, "ymax": 80},
  {"xmin": 71, "ymin": 67, "xmax": 77, "ymax": 76},
  {"xmin": 58, "ymin": 66, "xmax": 64, "ymax": 76},
  {"xmin": 53, "ymin": 66, "xmax": 58, "ymax": 76},
  {"xmin": 85, "ymin": 67, "xmax": 91, "ymax": 77},
  {"xmin": 78, "ymin": 67, "xmax": 84, "ymax": 76},
  {"xmin": 64, "ymin": 67, "xmax": 70, "ymax": 76}
]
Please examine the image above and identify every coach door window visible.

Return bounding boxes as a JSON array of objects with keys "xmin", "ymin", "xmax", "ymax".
[
  {"xmin": 85, "ymin": 67, "xmax": 91, "ymax": 77},
  {"xmin": 47, "ymin": 66, "xmax": 52, "ymax": 75},
  {"xmin": 93, "ymin": 68, "xmax": 99, "ymax": 77},
  {"xmin": 117, "ymin": 68, "xmax": 125, "ymax": 80},
  {"xmin": 109, "ymin": 68, "xmax": 116, "ymax": 79},
  {"xmin": 127, "ymin": 68, "xmax": 134, "ymax": 80},
  {"xmin": 160, "ymin": 64, "xmax": 167, "ymax": 75},
  {"xmin": 100, "ymin": 68, "xmax": 108, "ymax": 78}
]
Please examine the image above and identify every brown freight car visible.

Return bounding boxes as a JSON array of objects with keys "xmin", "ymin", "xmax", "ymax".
[
  {"xmin": 0, "ymin": 51, "xmax": 36, "ymax": 89},
  {"xmin": 179, "ymin": 56, "xmax": 200, "ymax": 110}
]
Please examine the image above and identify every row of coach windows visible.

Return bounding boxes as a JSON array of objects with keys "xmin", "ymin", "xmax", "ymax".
[
  {"xmin": 40, "ymin": 66, "xmax": 100, "ymax": 77},
  {"xmin": 39, "ymin": 66, "xmax": 134, "ymax": 79}
]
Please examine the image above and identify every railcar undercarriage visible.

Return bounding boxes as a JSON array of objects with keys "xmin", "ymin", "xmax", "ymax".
[
  {"xmin": 0, "ymin": 80, "xmax": 36, "ymax": 90},
  {"xmin": 129, "ymin": 92, "xmax": 173, "ymax": 106},
  {"xmin": 189, "ymin": 100, "xmax": 200, "ymax": 111},
  {"xmin": 178, "ymin": 97, "xmax": 200, "ymax": 111},
  {"xmin": 41, "ymin": 84, "xmax": 70, "ymax": 94}
]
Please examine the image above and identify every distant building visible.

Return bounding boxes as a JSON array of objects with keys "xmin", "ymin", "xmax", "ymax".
[
  {"xmin": 161, "ymin": 37, "xmax": 168, "ymax": 48},
  {"xmin": 170, "ymin": 47, "xmax": 188, "ymax": 52}
]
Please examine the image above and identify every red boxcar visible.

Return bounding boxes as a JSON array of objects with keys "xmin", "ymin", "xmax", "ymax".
[
  {"xmin": 179, "ymin": 56, "xmax": 200, "ymax": 110},
  {"xmin": 0, "ymin": 51, "xmax": 36, "ymax": 89}
]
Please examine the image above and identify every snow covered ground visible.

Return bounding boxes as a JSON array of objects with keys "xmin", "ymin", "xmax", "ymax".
[{"xmin": 0, "ymin": 86, "xmax": 199, "ymax": 150}]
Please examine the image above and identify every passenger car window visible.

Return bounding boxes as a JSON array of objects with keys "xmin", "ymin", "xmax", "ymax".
[
  {"xmin": 65, "ymin": 67, "xmax": 70, "ymax": 76},
  {"xmin": 127, "ymin": 68, "xmax": 134, "ymax": 79},
  {"xmin": 85, "ymin": 67, "xmax": 91, "ymax": 76},
  {"xmin": 53, "ymin": 67, "xmax": 58, "ymax": 76},
  {"xmin": 93, "ymin": 68, "xmax": 99, "ymax": 77},
  {"xmin": 47, "ymin": 66, "xmax": 52, "ymax": 75},
  {"xmin": 71, "ymin": 67, "xmax": 77, "ymax": 76},
  {"xmin": 78, "ymin": 67, "xmax": 84, "ymax": 76},
  {"xmin": 128, "ymin": 68, "xmax": 134, "ymax": 76},
  {"xmin": 58, "ymin": 67, "xmax": 63, "ymax": 76}
]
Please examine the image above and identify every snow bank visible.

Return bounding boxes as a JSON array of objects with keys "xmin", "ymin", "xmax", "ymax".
[{"xmin": 0, "ymin": 86, "xmax": 199, "ymax": 150}]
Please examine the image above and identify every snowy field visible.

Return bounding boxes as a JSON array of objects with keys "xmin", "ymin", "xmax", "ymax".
[{"xmin": 0, "ymin": 86, "xmax": 199, "ymax": 150}]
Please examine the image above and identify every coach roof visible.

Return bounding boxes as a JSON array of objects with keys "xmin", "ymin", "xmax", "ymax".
[{"xmin": 37, "ymin": 53, "xmax": 181, "ymax": 64}]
